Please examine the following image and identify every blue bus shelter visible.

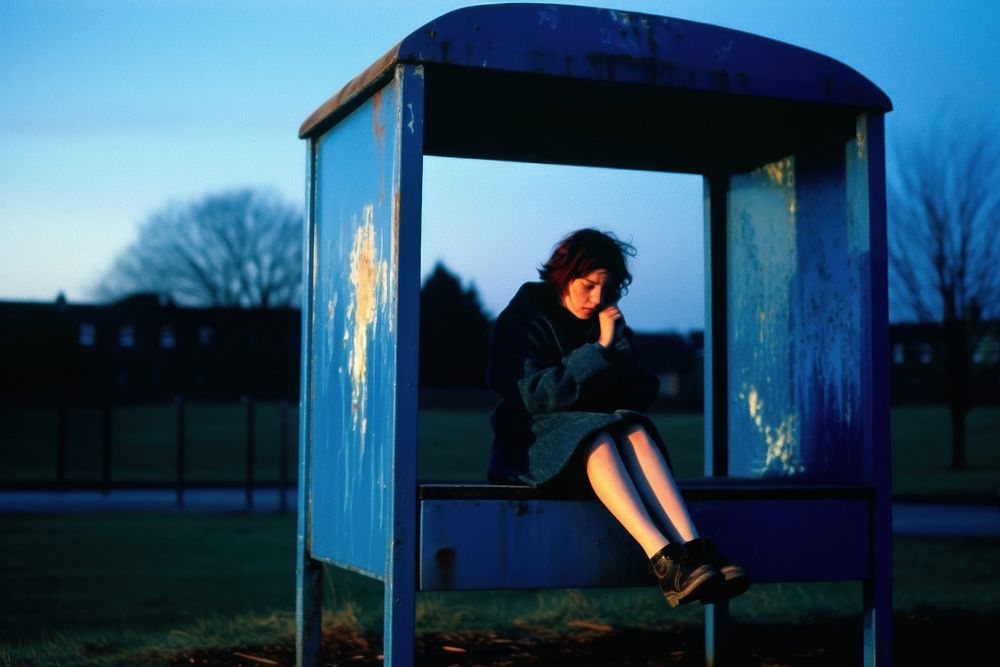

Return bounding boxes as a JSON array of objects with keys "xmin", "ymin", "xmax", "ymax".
[{"xmin": 296, "ymin": 4, "xmax": 893, "ymax": 665}]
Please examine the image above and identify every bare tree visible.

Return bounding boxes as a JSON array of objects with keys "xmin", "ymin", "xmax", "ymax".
[
  {"xmin": 889, "ymin": 114, "xmax": 1000, "ymax": 469},
  {"xmin": 98, "ymin": 189, "xmax": 303, "ymax": 309}
]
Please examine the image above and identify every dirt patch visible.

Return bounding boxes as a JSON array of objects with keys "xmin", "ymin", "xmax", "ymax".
[{"xmin": 171, "ymin": 610, "xmax": 1000, "ymax": 666}]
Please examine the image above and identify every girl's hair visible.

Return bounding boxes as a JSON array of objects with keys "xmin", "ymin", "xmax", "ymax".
[{"xmin": 538, "ymin": 228, "xmax": 636, "ymax": 301}]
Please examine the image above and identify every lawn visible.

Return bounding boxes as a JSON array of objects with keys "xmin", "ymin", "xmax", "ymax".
[
  {"xmin": 1, "ymin": 403, "xmax": 998, "ymax": 663},
  {"xmin": 1, "ymin": 513, "xmax": 998, "ymax": 665}
]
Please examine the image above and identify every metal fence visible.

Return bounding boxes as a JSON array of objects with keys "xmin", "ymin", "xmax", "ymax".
[{"xmin": 2, "ymin": 397, "xmax": 294, "ymax": 511}]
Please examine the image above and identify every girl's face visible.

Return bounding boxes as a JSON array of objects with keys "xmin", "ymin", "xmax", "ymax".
[{"xmin": 562, "ymin": 269, "xmax": 611, "ymax": 319}]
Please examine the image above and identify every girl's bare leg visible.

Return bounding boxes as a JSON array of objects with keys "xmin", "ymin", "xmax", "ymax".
[
  {"xmin": 618, "ymin": 424, "xmax": 700, "ymax": 544},
  {"xmin": 584, "ymin": 431, "xmax": 670, "ymax": 558}
]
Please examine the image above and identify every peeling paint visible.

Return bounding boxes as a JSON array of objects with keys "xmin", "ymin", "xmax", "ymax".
[
  {"xmin": 846, "ymin": 114, "xmax": 870, "ymax": 254},
  {"xmin": 347, "ymin": 205, "xmax": 389, "ymax": 436},
  {"xmin": 371, "ymin": 90, "xmax": 386, "ymax": 140},
  {"xmin": 761, "ymin": 156, "xmax": 794, "ymax": 187},
  {"xmin": 742, "ymin": 384, "xmax": 802, "ymax": 475},
  {"xmin": 537, "ymin": 6, "xmax": 557, "ymax": 29},
  {"xmin": 389, "ymin": 190, "xmax": 401, "ymax": 333},
  {"xmin": 407, "ymin": 103, "xmax": 415, "ymax": 134},
  {"xmin": 328, "ymin": 294, "xmax": 337, "ymax": 322},
  {"xmin": 715, "ymin": 40, "xmax": 733, "ymax": 61}
]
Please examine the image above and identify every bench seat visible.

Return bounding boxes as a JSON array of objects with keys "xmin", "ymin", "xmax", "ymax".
[{"xmin": 419, "ymin": 479, "xmax": 873, "ymax": 591}]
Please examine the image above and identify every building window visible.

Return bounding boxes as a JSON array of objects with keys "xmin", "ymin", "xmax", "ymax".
[
  {"xmin": 917, "ymin": 343, "xmax": 932, "ymax": 365},
  {"xmin": 892, "ymin": 343, "xmax": 905, "ymax": 365},
  {"xmin": 197, "ymin": 324, "xmax": 213, "ymax": 346},
  {"xmin": 79, "ymin": 323, "xmax": 96, "ymax": 346},
  {"xmin": 119, "ymin": 324, "xmax": 136, "ymax": 348},
  {"xmin": 160, "ymin": 326, "xmax": 176, "ymax": 348},
  {"xmin": 973, "ymin": 336, "xmax": 998, "ymax": 365}
]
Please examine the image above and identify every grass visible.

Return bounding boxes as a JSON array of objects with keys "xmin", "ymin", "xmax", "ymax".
[
  {"xmin": 891, "ymin": 405, "xmax": 1000, "ymax": 500},
  {"xmin": 4, "ymin": 402, "xmax": 999, "ymax": 499},
  {"xmin": 2, "ymin": 403, "xmax": 998, "ymax": 663},
  {"xmin": 1, "ymin": 513, "xmax": 998, "ymax": 664}
]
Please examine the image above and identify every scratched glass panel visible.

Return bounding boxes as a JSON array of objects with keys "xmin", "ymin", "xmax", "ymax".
[
  {"xmin": 310, "ymin": 79, "xmax": 400, "ymax": 578},
  {"xmin": 846, "ymin": 115, "xmax": 874, "ymax": 482},
  {"xmin": 727, "ymin": 157, "xmax": 800, "ymax": 477},
  {"xmin": 727, "ymin": 131, "xmax": 871, "ymax": 481}
]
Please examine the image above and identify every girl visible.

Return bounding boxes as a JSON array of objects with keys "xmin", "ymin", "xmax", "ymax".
[{"xmin": 486, "ymin": 228, "xmax": 749, "ymax": 607}]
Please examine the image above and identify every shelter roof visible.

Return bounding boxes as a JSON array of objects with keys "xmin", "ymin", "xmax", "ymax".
[{"xmin": 300, "ymin": 3, "xmax": 891, "ymax": 139}]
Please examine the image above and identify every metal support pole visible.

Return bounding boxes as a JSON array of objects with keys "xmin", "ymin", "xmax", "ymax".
[
  {"xmin": 296, "ymin": 551, "xmax": 323, "ymax": 665},
  {"xmin": 56, "ymin": 404, "xmax": 68, "ymax": 491},
  {"xmin": 100, "ymin": 401, "xmax": 112, "ymax": 494},
  {"xmin": 704, "ymin": 172, "xmax": 731, "ymax": 667},
  {"xmin": 862, "ymin": 112, "xmax": 893, "ymax": 667},
  {"xmin": 245, "ymin": 396, "xmax": 255, "ymax": 510},
  {"xmin": 279, "ymin": 400, "xmax": 289, "ymax": 513},
  {"xmin": 176, "ymin": 395, "xmax": 186, "ymax": 508},
  {"xmin": 705, "ymin": 602, "xmax": 731, "ymax": 667},
  {"xmin": 296, "ymin": 136, "xmax": 321, "ymax": 666}
]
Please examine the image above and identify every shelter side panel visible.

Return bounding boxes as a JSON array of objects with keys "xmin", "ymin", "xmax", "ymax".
[
  {"xmin": 727, "ymin": 140, "xmax": 870, "ymax": 482},
  {"xmin": 309, "ymin": 80, "xmax": 401, "ymax": 579}
]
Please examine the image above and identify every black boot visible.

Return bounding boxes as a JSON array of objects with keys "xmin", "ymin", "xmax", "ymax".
[
  {"xmin": 682, "ymin": 537, "xmax": 751, "ymax": 604},
  {"xmin": 649, "ymin": 542, "xmax": 724, "ymax": 608}
]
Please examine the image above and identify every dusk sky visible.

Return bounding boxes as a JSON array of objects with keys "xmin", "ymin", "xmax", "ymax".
[{"xmin": 2, "ymin": 0, "xmax": 998, "ymax": 331}]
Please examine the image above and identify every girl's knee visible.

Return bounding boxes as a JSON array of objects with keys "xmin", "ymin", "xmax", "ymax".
[
  {"xmin": 584, "ymin": 430, "xmax": 616, "ymax": 458},
  {"xmin": 623, "ymin": 423, "xmax": 649, "ymax": 440}
]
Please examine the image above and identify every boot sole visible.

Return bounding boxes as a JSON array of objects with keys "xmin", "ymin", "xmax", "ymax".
[
  {"xmin": 700, "ymin": 574, "xmax": 752, "ymax": 605},
  {"xmin": 662, "ymin": 567, "xmax": 725, "ymax": 608}
]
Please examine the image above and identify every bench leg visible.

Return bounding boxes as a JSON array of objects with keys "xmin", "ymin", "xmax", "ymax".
[
  {"xmin": 705, "ymin": 600, "xmax": 730, "ymax": 667},
  {"xmin": 863, "ymin": 576, "xmax": 892, "ymax": 666},
  {"xmin": 384, "ymin": 577, "xmax": 416, "ymax": 666},
  {"xmin": 296, "ymin": 552, "xmax": 323, "ymax": 666}
]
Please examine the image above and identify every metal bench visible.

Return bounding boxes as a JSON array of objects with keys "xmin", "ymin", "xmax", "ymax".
[{"xmin": 419, "ymin": 480, "xmax": 874, "ymax": 590}]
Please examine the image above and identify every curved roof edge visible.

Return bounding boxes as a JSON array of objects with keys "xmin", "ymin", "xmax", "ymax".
[{"xmin": 300, "ymin": 3, "xmax": 892, "ymax": 139}]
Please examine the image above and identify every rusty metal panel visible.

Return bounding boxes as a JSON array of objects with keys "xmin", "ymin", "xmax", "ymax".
[
  {"xmin": 420, "ymin": 497, "xmax": 869, "ymax": 590},
  {"xmin": 726, "ymin": 140, "xmax": 871, "ymax": 481},
  {"xmin": 307, "ymin": 73, "xmax": 403, "ymax": 579}
]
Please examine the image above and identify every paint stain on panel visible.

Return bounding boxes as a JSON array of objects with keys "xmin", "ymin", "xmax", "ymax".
[
  {"xmin": 347, "ymin": 205, "xmax": 389, "ymax": 436},
  {"xmin": 372, "ymin": 89, "xmax": 386, "ymax": 140},
  {"xmin": 742, "ymin": 384, "xmax": 802, "ymax": 475}
]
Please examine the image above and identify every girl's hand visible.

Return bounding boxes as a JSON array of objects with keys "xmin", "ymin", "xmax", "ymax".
[{"xmin": 598, "ymin": 305, "xmax": 624, "ymax": 348}]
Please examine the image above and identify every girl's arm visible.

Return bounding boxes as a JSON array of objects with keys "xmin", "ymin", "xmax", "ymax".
[
  {"xmin": 488, "ymin": 314, "xmax": 613, "ymax": 414},
  {"xmin": 605, "ymin": 327, "xmax": 661, "ymax": 410}
]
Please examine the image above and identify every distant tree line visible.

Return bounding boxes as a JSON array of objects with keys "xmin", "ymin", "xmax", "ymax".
[{"xmin": 418, "ymin": 262, "xmax": 492, "ymax": 389}]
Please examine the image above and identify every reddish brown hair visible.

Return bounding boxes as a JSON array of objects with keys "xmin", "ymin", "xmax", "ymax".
[{"xmin": 538, "ymin": 229, "xmax": 636, "ymax": 301}]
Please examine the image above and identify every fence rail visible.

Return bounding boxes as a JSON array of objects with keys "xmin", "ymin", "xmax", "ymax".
[{"xmin": 1, "ymin": 398, "xmax": 295, "ymax": 511}]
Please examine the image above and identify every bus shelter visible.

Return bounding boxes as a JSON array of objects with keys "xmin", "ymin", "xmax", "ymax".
[{"xmin": 296, "ymin": 4, "xmax": 893, "ymax": 665}]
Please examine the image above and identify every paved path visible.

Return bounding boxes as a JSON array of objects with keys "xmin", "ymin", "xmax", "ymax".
[
  {"xmin": 2, "ymin": 489, "xmax": 1000, "ymax": 536},
  {"xmin": 893, "ymin": 502, "xmax": 1000, "ymax": 537},
  {"xmin": 0, "ymin": 488, "xmax": 295, "ymax": 513}
]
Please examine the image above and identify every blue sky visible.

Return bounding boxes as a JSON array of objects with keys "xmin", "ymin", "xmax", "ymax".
[{"xmin": 2, "ymin": 0, "xmax": 998, "ymax": 331}]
